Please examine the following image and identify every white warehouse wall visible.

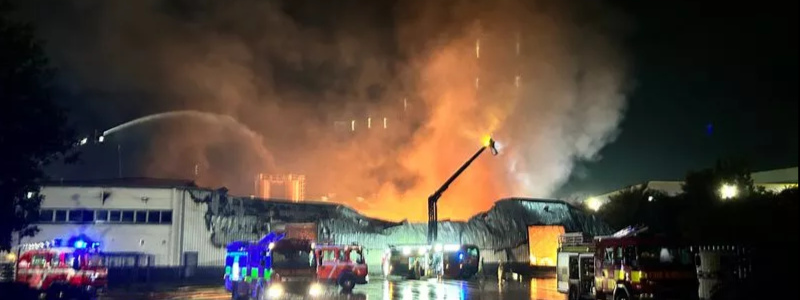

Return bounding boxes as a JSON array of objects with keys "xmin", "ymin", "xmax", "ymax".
[{"xmin": 18, "ymin": 185, "xmax": 185, "ymax": 266}]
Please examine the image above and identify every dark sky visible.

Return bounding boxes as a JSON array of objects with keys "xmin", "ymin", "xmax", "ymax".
[
  {"xmin": 557, "ymin": 1, "xmax": 799, "ymax": 196},
  {"xmin": 10, "ymin": 0, "xmax": 798, "ymax": 197}
]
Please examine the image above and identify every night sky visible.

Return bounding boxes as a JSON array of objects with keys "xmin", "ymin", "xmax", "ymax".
[
  {"xmin": 557, "ymin": 1, "xmax": 799, "ymax": 196},
  {"xmin": 10, "ymin": 0, "xmax": 798, "ymax": 198}
]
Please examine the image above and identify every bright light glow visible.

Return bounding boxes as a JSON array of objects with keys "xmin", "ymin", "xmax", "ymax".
[
  {"xmin": 647, "ymin": 196, "xmax": 654, "ymax": 202},
  {"xmin": 98, "ymin": 136, "xmax": 104, "ymax": 143},
  {"xmin": 476, "ymin": 38, "xmax": 480, "ymax": 58},
  {"xmin": 433, "ymin": 244, "xmax": 443, "ymax": 252},
  {"xmin": 310, "ymin": 243, "xmax": 316, "ymax": 249},
  {"xmin": 4, "ymin": 253, "xmax": 16, "ymax": 262},
  {"xmin": 528, "ymin": 225, "xmax": 564, "ymax": 267},
  {"xmin": 418, "ymin": 246, "xmax": 428, "ymax": 255},
  {"xmin": 539, "ymin": 257, "xmax": 554, "ymax": 266},
  {"xmin": 308, "ymin": 282, "xmax": 323, "ymax": 297},
  {"xmin": 383, "ymin": 117, "xmax": 387, "ymax": 129},
  {"xmin": 268, "ymin": 242, "xmax": 275, "ymax": 250},
  {"xmin": 79, "ymin": 137, "xmax": 88, "ymax": 145},
  {"xmin": 482, "ymin": 135, "xmax": 492, "ymax": 147},
  {"xmin": 231, "ymin": 261, "xmax": 241, "ymax": 281},
  {"xmin": 402, "ymin": 247, "xmax": 412, "ymax": 256},
  {"xmin": 74, "ymin": 240, "xmax": 87, "ymax": 249},
  {"xmin": 443, "ymin": 244, "xmax": 460, "ymax": 252},
  {"xmin": 586, "ymin": 197, "xmax": 602, "ymax": 211},
  {"xmin": 720, "ymin": 184, "xmax": 738, "ymax": 199},
  {"xmin": 267, "ymin": 284, "xmax": 284, "ymax": 298},
  {"xmin": 367, "ymin": 117, "xmax": 372, "ymax": 129},
  {"xmin": 26, "ymin": 192, "xmax": 34, "ymax": 199},
  {"xmin": 458, "ymin": 253, "xmax": 464, "ymax": 261}
]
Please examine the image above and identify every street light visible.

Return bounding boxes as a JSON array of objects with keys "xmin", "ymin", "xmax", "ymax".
[{"xmin": 719, "ymin": 184, "xmax": 738, "ymax": 199}]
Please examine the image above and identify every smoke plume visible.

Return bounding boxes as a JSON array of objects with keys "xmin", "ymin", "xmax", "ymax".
[{"xmin": 17, "ymin": 0, "xmax": 630, "ymax": 221}]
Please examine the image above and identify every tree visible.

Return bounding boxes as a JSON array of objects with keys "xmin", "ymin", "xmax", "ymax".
[
  {"xmin": 0, "ymin": 2, "xmax": 76, "ymax": 251},
  {"xmin": 597, "ymin": 183, "xmax": 672, "ymax": 232}
]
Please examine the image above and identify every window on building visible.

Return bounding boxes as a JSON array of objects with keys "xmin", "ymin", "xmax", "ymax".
[
  {"xmin": 147, "ymin": 211, "xmax": 160, "ymax": 224},
  {"xmin": 68, "ymin": 210, "xmax": 83, "ymax": 222},
  {"xmin": 55, "ymin": 210, "xmax": 67, "ymax": 222},
  {"xmin": 81, "ymin": 209, "xmax": 94, "ymax": 223},
  {"xmin": 121, "ymin": 210, "xmax": 134, "ymax": 223},
  {"xmin": 38, "ymin": 210, "xmax": 54, "ymax": 223},
  {"xmin": 109, "ymin": 211, "xmax": 121, "ymax": 222},
  {"xmin": 96, "ymin": 210, "xmax": 109, "ymax": 222},
  {"xmin": 135, "ymin": 211, "xmax": 147, "ymax": 223},
  {"xmin": 160, "ymin": 211, "xmax": 173, "ymax": 224}
]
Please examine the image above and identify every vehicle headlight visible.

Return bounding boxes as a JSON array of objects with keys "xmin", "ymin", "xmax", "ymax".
[
  {"xmin": 267, "ymin": 283, "xmax": 284, "ymax": 298},
  {"xmin": 308, "ymin": 282, "xmax": 323, "ymax": 297}
]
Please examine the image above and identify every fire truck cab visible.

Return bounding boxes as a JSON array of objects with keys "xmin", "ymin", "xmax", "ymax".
[
  {"xmin": 593, "ymin": 226, "xmax": 698, "ymax": 300},
  {"xmin": 14, "ymin": 236, "xmax": 108, "ymax": 300}
]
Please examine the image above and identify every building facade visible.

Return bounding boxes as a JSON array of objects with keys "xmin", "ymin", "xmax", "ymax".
[
  {"xmin": 20, "ymin": 178, "xmax": 223, "ymax": 267},
  {"xmin": 588, "ymin": 167, "xmax": 799, "ymax": 207}
]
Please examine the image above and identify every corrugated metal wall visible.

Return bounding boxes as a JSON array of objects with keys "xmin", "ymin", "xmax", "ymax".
[{"xmin": 180, "ymin": 194, "xmax": 226, "ymax": 266}]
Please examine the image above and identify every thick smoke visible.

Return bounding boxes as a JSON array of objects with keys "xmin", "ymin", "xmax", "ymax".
[{"xmin": 17, "ymin": 0, "xmax": 630, "ymax": 222}]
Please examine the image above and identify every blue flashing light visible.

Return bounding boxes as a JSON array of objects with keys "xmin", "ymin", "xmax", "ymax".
[
  {"xmin": 226, "ymin": 251, "xmax": 248, "ymax": 257},
  {"xmin": 74, "ymin": 240, "xmax": 88, "ymax": 249},
  {"xmin": 91, "ymin": 242, "xmax": 101, "ymax": 249},
  {"xmin": 458, "ymin": 253, "xmax": 464, "ymax": 261}
]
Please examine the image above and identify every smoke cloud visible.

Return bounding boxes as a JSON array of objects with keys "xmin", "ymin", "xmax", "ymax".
[{"xmin": 17, "ymin": 0, "xmax": 630, "ymax": 221}]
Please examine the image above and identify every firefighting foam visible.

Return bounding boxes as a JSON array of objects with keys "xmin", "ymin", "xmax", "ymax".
[{"xmin": 24, "ymin": 0, "xmax": 630, "ymax": 222}]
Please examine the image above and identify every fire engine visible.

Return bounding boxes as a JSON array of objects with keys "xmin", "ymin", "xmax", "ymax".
[
  {"xmin": 312, "ymin": 242, "xmax": 369, "ymax": 291},
  {"xmin": 593, "ymin": 226, "xmax": 698, "ymax": 300},
  {"xmin": 381, "ymin": 244, "xmax": 480, "ymax": 280},
  {"xmin": 224, "ymin": 232, "xmax": 368, "ymax": 299},
  {"xmin": 13, "ymin": 235, "xmax": 108, "ymax": 300},
  {"xmin": 556, "ymin": 232, "xmax": 596, "ymax": 300},
  {"xmin": 224, "ymin": 232, "xmax": 283, "ymax": 300}
]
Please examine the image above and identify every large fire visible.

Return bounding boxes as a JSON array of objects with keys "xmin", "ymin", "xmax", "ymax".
[{"xmin": 37, "ymin": 1, "xmax": 628, "ymax": 225}]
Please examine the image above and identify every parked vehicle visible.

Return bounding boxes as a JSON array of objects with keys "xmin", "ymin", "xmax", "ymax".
[{"xmin": 14, "ymin": 236, "xmax": 108, "ymax": 300}]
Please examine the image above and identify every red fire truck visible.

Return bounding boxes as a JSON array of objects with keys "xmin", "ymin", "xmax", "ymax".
[
  {"xmin": 14, "ymin": 235, "xmax": 108, "ymax": 300},
  {"xmin": 313, "ymin": 243, "xmax": 369, "ymax": 290},
  {"xmin": 593, "ymin": 226, "xmax": 698, "ymax": 300}
]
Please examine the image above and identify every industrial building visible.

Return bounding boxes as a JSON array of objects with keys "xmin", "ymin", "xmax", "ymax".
[
  {"xmin": 587, "ymin": 166, "xmax": 798, "ymax": 209},
  {"xmin": 13, "ymin": 178, "xmax": 610, "ymax": 275}
]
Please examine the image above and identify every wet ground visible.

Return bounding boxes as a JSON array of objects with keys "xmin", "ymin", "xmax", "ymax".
[{"xmin": 99, "ymin": 278, "xmax": 563, "ymax": 300}]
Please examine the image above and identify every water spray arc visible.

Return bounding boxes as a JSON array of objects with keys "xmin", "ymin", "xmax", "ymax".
[{"xmin": 77, "ymin": 110, "xmax": 275, "ymax": 180}]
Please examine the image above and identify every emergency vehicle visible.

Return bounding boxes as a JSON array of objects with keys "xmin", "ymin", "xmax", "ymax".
[
  {"xmin": 593, "ymin": 226, "xmax": 698, "ymax": 300},
  {"xmin": 556, "ymin": 232, "xmax": 596, "ymax": 300},
  {"xmin": 224, "ymin": 232, "xmax": 283, "ymax": 300},
  {"xmin": 13, "ymin": 235, "xmax": 108, "ymax": 300},
  {"xmin": 381, "ymin": 244, "xmax": 480, "ymax": 280},
  {"xmin": 312, "ymin": 242, "xmax": 369, "ymax": 291},
  {"xmin": 224, "ymin": 232, "xmax": 368, "ymax": 299}
]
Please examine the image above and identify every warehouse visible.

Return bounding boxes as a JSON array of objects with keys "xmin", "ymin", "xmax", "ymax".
[{"xmin": 15, "ymin": 178, "xmax": 611, "ymax": 274}]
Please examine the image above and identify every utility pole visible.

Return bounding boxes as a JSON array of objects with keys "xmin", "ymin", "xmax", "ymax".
[{"xmin": 427, "ymin": 137, "xmax": 499, "ymax": 244}]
